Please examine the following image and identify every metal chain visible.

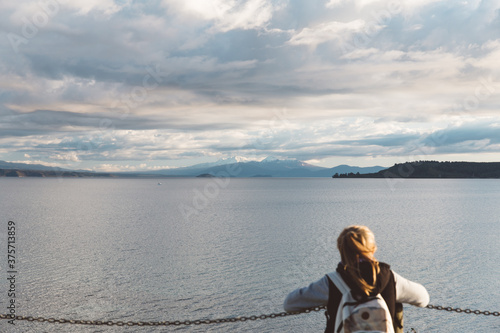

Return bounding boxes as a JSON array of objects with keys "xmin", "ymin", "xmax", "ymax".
[
  {"xmin": 426, "ymin": 304, "xmax": 500, "ymax": 316},
  {"xmin": 1, "ymin": 304, "xmax": 498, "ymax": 327},
  {"xmin": 0, "ymin": 306, "xmax": 326, "ymax": 327}
]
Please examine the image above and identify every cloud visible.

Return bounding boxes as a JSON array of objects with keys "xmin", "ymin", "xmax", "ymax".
[
  {"xmin": 287, "ymin": 19, "xmax": 372, "ymax": 48},
  {"xmin": 422, "ymin": 121, "xmax": 500, "ymax": 147},
  {"xmin": 58, "ymin": 0, "xmax": 125, "ymax": 16},
  {"xmin": 0, "ymin": 109, "xmax": 159, "ymax": 137},
  {"xmin": 1, "ymin": 1, "xmax": 500, "ymax": 170},
  {"xmin": 162, "ymin": 0, "xmax": 277, "ymax": 33}
]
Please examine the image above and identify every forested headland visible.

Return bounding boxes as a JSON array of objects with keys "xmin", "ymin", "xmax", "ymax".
[{"xmin": 332, "ymin": 161, "xmax": 500, "ymax": 178}]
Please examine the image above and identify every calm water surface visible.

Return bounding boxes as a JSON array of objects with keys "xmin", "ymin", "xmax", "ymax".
[{"xmin": 0, "ymin": 178, "xmax": 499, "ymax": 332}]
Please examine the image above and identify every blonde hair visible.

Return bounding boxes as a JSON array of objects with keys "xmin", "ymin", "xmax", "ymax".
[{"xmin": 337, "ymin": 225, "xmax": 380, "ymax": 296}]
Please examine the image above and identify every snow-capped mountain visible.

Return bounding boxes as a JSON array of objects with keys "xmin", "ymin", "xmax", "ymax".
[
  {"xmin": 182, "ymin": 156, "xmax": 253, "ymax": 170},
  {"xmin": 143, "ymin": 157, "xmax": 385, "ymax": 177}
]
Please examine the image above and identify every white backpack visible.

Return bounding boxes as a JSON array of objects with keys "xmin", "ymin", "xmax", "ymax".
[{"xmin": 327, "ymin": 272, "xmax": 394, "ymax": 333}]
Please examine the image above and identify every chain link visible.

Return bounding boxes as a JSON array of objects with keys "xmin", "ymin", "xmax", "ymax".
[
  {"xmin": 426, "ymin": 305, "xmax": 500, "ymax": 317},
  {"xmin": 1, "ymin": 304, "xmax": 498, "ymax": 327}
]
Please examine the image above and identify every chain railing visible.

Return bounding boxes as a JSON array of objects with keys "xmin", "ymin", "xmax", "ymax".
[
  {"xmin": 426, "ymin": 304, "xmax": 500, "ymax": 316},
  {"xmin": 0, "ymin": 304, "xmax": 498, "ymax": 327},
  {"xmin": 0, "ymin": 306, "xmax": 325, "ymax": 327}
]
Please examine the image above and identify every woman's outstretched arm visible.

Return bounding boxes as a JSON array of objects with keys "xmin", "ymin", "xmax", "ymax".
[
  {"xmin": 284, "ymin": 275, "xmax": 330, "ymax": 312},
  {"xmin": 393, "ymin": 271, "xmax": 430, "ymax": 307}
]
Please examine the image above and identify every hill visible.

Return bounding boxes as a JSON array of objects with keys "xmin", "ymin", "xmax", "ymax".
[
  {"xmin": 0, "ymin": 160, "xmax": 70, "ymax": 172},
  {"xmin": 332, "ymin": 161, "xmax": 500, "ymax": 178},
  {"xmin": 0, "ymin": 169, "xmax": 115, "ymax": 178}
]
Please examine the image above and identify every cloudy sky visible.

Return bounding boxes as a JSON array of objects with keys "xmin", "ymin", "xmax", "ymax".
[{"xmin": 1, "ymin": 0, "xmax": 500, "ymax": 171}]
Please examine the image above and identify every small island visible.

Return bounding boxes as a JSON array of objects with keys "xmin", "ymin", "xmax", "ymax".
[
  {"xmin": 333, "ymin": 161, "xmax": 500, "ymax": 178},
  {"xmin": 196, "ymin": 173, "xmax": 216, "ymax": 178}
]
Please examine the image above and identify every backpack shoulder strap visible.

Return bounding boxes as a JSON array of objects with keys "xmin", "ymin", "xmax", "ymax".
[
  {"xmin": 326, "ymin": 271, "xmax": 350, "ymax": 296},
  {"xmin": 326, "ymin": 272, "xmax": 352, "ymax": 333}
]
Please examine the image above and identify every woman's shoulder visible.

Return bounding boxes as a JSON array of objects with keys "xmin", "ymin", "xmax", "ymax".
[
  {"xmin": 379, "ymin": 261, "xmax": 391, "ymax": 270},
  {"xmin": 377, "ymin": 262, "xmax": 395, "ymax": 290}
]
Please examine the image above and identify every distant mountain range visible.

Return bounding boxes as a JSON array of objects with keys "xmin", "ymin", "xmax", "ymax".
[
  {"xmin": 124, "ymin": 157, "xmax": 386, "ymax": 178},
  {"xmin": 2, "ymin": 159, "xmax": 500, "ymax": 178},
  {"xmin": 0, "ymin": 158, "xmax": 385, "ymax": 178}
]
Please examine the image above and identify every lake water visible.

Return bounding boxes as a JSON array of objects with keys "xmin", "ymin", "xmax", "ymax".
[{"xmin": 0, "ymin": 178, "xmax": 499, "ymax": 332}]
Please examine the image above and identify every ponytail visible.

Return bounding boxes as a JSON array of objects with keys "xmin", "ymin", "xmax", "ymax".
[{"xmin": 337, "ymin": 226, "xmax": 380, "ymax": 296}]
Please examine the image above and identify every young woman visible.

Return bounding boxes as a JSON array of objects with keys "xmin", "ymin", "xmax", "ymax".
[{"xmin": 284, "ymin": 225, "xmax": 429, "ymax": 333}]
